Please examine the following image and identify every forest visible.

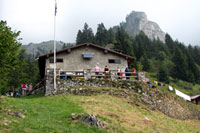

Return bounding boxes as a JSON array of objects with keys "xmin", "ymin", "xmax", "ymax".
[
  {"xmin": 1, "ymin": 21, "xmax": 200, "ymax": 94},
  {"xmin": 76, "ymin": 23, "xmax": 200, "ymax": 84}
]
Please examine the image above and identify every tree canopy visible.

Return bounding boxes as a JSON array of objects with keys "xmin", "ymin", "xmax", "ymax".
[
  {"xmin": 0, "ymin": 21, "xmax": 40, "ymax": 94},
  {"xmin": 76, "ymin": 23, "xmax": 94, "ymax": 45},
  {"xmin": 75, "ymin": 23, "xmax": 200, "ymax": 84}
]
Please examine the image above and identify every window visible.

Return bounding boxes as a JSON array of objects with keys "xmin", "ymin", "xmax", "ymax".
[
  {"xmin": 56, "ymin": 58, "xmax": 63, "ymax": 63},
  {"xmin": 49, "ymin": 58, "xmax": 63, "ymax": 63},
  {"xmin": 108, "ymin": 59, "xmax": 121, "ymax": 64},
  {"xmin": 82, "ymin": 53, "xmax": 93, "ymax": 59}
]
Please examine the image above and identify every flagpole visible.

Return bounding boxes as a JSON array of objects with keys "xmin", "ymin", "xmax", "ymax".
[{"xmin": 53, "ymin": 0, "xmax": 57, "ymax": 91}]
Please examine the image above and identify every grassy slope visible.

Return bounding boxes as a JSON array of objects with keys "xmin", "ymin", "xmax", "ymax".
[
  {"xmin": 0, "ymin": 95, "xmax": 106, "ymax": 133},
  {"xmin": 145, "ymin": 72, "xmax": 200, "ymax": 96},
  {"xmin": 0, "ymin": 94, "xmax": 200, "ymax": 133}
]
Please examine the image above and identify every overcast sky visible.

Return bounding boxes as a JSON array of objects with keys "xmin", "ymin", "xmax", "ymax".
[{"xmin": 0, "ymin": 0, "xmax": 200, "ymax": 45}]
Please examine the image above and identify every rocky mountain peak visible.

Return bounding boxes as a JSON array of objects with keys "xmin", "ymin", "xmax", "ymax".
[
  {"xmin": 121, "ymin": 11, "xmax": 166, "ymax": 42},
  {"xmin": 126, "ymin": 11, "xmax": 147, "ymax": 22}
]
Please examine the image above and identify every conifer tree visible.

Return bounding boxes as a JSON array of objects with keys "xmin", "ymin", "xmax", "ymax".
[
  {"xmin": 157, "ymin": 63, "xmax": 169, "ymax": 83},
  {"xmin": 114, "ymin": 27, "xmax": 131, "ymax": 55},
  {"xmin": 140, "ymin": 54, "xmax": 151, "ymax": 71},
  {"xmin": 76, "ymin": 23, "xmax": 94, "ymax": 45},
  {"xmin": 165, "ymin": 33, "xmax": 174, "ymax": 53},
  {"xmin": 0, "ymin": 21, "xmax": 22, "ymax": 94},
  {"xmin": 171, "ymin": 47, "xmax": 188, "ymax": 81},
  {"xmin": 107, "ymin": 28, "xmax": 115, "ymax": 43},
  {"xmin": 95, "ymin": 23, "xmax": 108, "ymax": 46},
  {"xmin": 187, "ymin": 53, "xmax": 200, "ymax": 83}
]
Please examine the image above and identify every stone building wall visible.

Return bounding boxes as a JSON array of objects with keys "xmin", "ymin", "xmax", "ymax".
[{"xmin": 45, "ymin": 46, "xmax": 128, "ymax": 72}]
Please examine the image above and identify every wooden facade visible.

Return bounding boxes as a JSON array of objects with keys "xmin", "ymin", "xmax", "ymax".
[{"xmin": 191, "ymin": 95, "xmax": 200, "ymax": 105}]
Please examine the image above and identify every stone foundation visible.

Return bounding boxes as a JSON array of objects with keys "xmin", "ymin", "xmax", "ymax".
[{"xmin": 45, "ymin": 78, "xmax": 143, "ymax": 96}]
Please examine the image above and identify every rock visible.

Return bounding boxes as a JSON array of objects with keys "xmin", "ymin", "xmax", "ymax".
[
  {"xmin": 82, "ymin": 114, "xmax": 104, "ymax": 128},
  {"xmin": 70, "ymin": 113, "xmax": 80, "ymax": 120},
  {"xmin": 12, "ymin": 119, "xmax": 19, "ymax": 123},
  {"xmin": 22, "ymin": 109, "xmax": 27, "ymax": 113},
  {"xmin": 135, "ymin": 103, "xmax": 140, "ymax": 106},
  {"xmin": 7, "ymin": 110, "xmax": 13, "ymax": 115},
  {"xmin": 7, "ymin": 110, "xmax": 25, "ymax": 118},
  {"xmin": 138, "ymin": 89, "xmax": 142, "ymax": 93},
  {"xmin": 70, "ymin": 113, "xmax": 105, "ymax": 129},
  {"xmin": 114, "ymin": 11, "xmax": 165, "ymax": 42},
  {"xmin": 143, "ymin": 116, "xmax": 150, "ymax": 121},
  {"xmin": 14, "ymin": 112, "xmax": 25, "ymax": 118},
  {"xmin": 3, "ymin": 118, "xmax": 11, "ymax": 126}
]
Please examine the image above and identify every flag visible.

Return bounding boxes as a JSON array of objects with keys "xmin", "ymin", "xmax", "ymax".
[{"xmin": 55, "ymin": 1, "xmax": 57, "ymax": 16}]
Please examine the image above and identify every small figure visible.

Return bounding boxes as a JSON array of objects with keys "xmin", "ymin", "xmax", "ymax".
[
  {"xmin": 152, "ymin": 85, "xmax": 157, "ymax": 91},
  {"xmin": 22, "ymin": 83, "xmax": 27, "ymax": 96},
  {"xmin": 28, "ymin": 83, "xmax": 33, "ymax": 94},
  {"xmin": 15, "ymin": 88, "xmax": 20, "ymax": 97},
  {"xmin": 117, "ymin": 67, "xmax": 121, "ymax": 79},
  {"xmin": 147, "ymin": 82, "xmax": 151, "ymax": 89},
  {"xmin": 125, "ymin": 66, "xmax": 130, "ymax": 79},
  {"xmin": 133, "ymin": 68, "xmax": 136, "ymax": 74},
  {"xmin": 94, "ymin": 63, "xmax": 101, "ymax": 78},
  {"xmin": 104, "ymin": 65, "xmax": 110, "ymax": 78},
  {"xmin": 9, "ymin": 87, "xmax": 14, "ymax": 97}
]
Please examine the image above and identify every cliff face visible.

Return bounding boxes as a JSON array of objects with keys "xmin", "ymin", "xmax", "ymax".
[{"xmin": 120, "ymin": 11, "xmax": 166, "ymax": 42}]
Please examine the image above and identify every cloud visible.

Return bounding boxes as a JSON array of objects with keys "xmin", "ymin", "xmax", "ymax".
[{"xmin": 1, "ymin": 0, "xmax": 200, "ymax": 45}]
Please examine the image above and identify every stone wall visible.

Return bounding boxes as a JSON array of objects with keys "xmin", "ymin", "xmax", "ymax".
[
  {"xmin": 45, "ymin": 46, "xmax": 128, "ymax": 72},
  {"xmin": 45, "ymin": 78, "xmax": 143, "ymax": 96},
  {"xmin": 45, "ymin": 71, "xmax": 145, "ymax": 96}
]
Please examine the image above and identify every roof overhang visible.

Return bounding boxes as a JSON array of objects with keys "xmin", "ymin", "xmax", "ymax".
[{"xmin": 39, "ymin": 43, "xmax": 134, "ymax": 61}]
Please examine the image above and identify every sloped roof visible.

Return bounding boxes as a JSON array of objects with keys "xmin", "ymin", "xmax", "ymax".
[
  {"xmin": 39, "ymin": 43, "xmax": 134, "ymax": 60},
  {"xmin": 191, "ymin": 95, "xmax": 200, "ymax": 100}
]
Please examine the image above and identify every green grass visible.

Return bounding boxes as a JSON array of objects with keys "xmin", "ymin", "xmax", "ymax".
[
  {"xmin": 0, "ymin": 94, "xmax": 106, "ymax": 133},
  {"xmin": 0, "ymin": 91, "xmax": 200, "ymax": 133},
  {"xmin": 70, "ymin": 94, "xmax": 200, "ymax": 133}
]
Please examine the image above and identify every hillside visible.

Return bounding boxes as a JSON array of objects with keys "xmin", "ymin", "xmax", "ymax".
[
  {"xmin": 1, "ymin": 81, "xmax": 200, "ymax": 132},
  {"xmin": 21, "ymin": 41, "xmax": 74, "ymax": 57}
]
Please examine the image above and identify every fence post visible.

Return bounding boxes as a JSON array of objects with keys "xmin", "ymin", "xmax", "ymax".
[
  {"xmin": 84, "ymin": 69, "xmax": 91, "ymax": 80},
  {"xmin": 138, "ymin": 72, "xmax": 145, "ymax": 81}
]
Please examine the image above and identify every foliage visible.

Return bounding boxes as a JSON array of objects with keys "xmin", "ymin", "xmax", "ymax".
[
  {"xmin": 107, "ymin": 28, "xmax": 115, "ymax": 43},
  {"xmin": 62, "ymin": 43, "xmax": 74, "ymax": 49},
  {"xmin": 76, "ymin": 23, "xmax": 95, "ymax": 45},
  {"xmin": 0, "ymin": 21, "xmax": 40, "ymax": 94},
  {"xmin": 114, "ymin": 27, "xmax": 132, "ymax": 55},
  {"xmin": 7, "ymin": 57, "xmax": 40, "ymax": 88},
  {"xmin": 74, "ymin": 22, "xmax": 200, "ymax": 85},
  {"xmin": 0, "ymin": 21, "xmax": 22, "ymax": 94},
  {"xmin": 140, "ymin": 54, "xmax": 151, "ymax": 71},
  {"xmin": 157, "ymin": 63, "xmax": 169, "ymax": 83},
  {"xmin": 95, "ymin": 23, "xmax": 108, "ymax": 46},
  {"xmin": 171, "ymin": 46, "xmax": 189, "ymax": 81}
]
